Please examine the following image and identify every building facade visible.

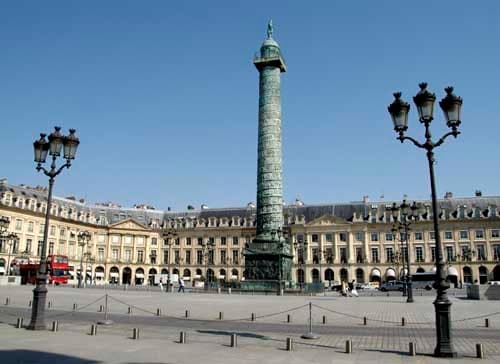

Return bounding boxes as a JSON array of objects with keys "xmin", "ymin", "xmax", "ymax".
[{"xmin": 1, "ymin": 178, "xmax": 499, "ymax": 286}]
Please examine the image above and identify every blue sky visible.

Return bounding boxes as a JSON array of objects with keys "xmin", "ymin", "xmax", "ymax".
[{"xmin": 1, "ymin": 1, "xmax": 499, "ymax": 210}]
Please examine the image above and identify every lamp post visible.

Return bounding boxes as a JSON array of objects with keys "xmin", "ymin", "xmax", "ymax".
[
  {"xmin": 455, "ymin": 248, "xmax": 475, "ymax": 288},
  {"xmin": 161, "ymin": 229, "xmax": 177, "ymax": 293},
  {"xmin": 388, "ymin": 83, "xmax": 462, "ymax": 357},
  {"xmin": 0, "ymin": 217, "xmax": 17, "ymax": 276},
  {"xmin": 77, "ymin": 231, "xmax": 91, "ymax": 288},
  {"xmin": 293, "ymin": 237, "xmax": 308, "ymax": 289},
  {"xmin": 201, "ymin": 238, "xmax": 215, "ymax": 289},
  {"xmin": 391, "ymin": 224, "xmax": 406, "ymax": 295},
  {"xmin": 390, "ymin": 200, "xmax": 420, "ymax": 303},
  {"xmin": 5, "ymin": 233, "xmax": 19, "ymax": 276},
  {"xmin": 28, "ymin": 127, "xmax": 80, "ymax": 330}
]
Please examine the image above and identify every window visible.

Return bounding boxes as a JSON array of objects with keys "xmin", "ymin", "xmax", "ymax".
[
  {"xmin": 414, "ymin": 232, "xmax": 423, "ymax": 241},
  {"xmin": 370, "ymin": 232, "xmax": 378, "ymax": 242},
  {"xmin": 339, "ymin": 233, "xmax": 347, "ymax": 242},
  {"xmin": 459, "ymin": 230, "xmax": 468, "ymax": 240},
  {"xmin": 39, "ymin": 224, "xmax": 45, "ymax": 234},
  {"xmin": 50, "ymin": 226, "xmax": 56, "ymax": 236},
  {"xmin": 356, "ymin": 247, "xmax": 363, "ymax": 263},
  {"xmin": 112, "ymin": 249, "xmax": 119, "ymax": 261},
  {"xmin": 197, "ymin": 250, "xmax": 203, "ymax": 264},
  {"xmin": 355, "ymin": 232, "xmax": 364, "ymax": 242},
  {"xmin": 446, "ymin": 246, "xmax": 454, "ymax": 262},
  {"xmin": 429, "ymin": 231, "xmax": 435, "ymax": 240},
  {"xmin": 185, "ymin": 237, "xmax": 191, "ymax": 246},
  {"xmin": 25, "ymin": 239, "xmax": 32, "ymax": 254},
  {"xmin": 98, "ymin": 247, "xmax": 105, "ymax": 261},
  {"xmin": 111, "ymin": 235, "xmax": 120, "ymax": 244},
  {"xmin": 220, "ymin": 250, "xmax": 227, "ymax": 264},
  {"xmin": 137, "ymin": 250, "xmax": 144, "ymax": 263},
  {"xmin": 69, "ymin": 243, "xmax": 75, "ymax": 257},
  {"xmin": 386, "ymin": 247, "xmax": 394, "ymax": 262},
  {"xmin": 311, "ymin": 234, "xmax": 319, "ymax": 243},
  {"xmin": 431, "ymin": 246, "xmax": 436, "ymax": 262},
  {"xmin": 49, "ymin": 242, "xmax": 54, "ymax": 255},
  {"xmin": 197, "ymin": 237, "xmax": 203, "ymax": 246},
  {"xmin": 296, "ymin": 234, "xmax": 304, "ymax": 243},
  {"xmin": 493, "ymin": 245, "xmax": 500, "ymax": 260},
  {"xmin": 15, "ymin": 219, "xmax": 23, "ymax": 231},
  {"xmin": 385, "ymin": 233, "xmax": 393, "ymax": 241},
  {"xmin": 325, "ymin": 233, "xmax": 334, "ymax": 242},
  {"xmin": 185, "ymin": 250, "xmax": 191, "ymax": 264},
  {"xmin": 415, "ymin": 247, "xmax": 424, "ymax": 262},
  {"xmin": 174, "ymin": 250, "xmax": 180, "ymax": 264},
  {"xmin": 232, "ymin": 237, "xmax": 239, "ymax": 246},
  {"xmin": 312, "ymin": 248, "xmax": 319, "ymax": 264},
  {"xmin": 124, "ymin": 250, "xmax": 131, "ymax": 262},
  {"xmin": 163, "ymin": 250, "xmax": 169, "ymax": 264},
  {"xmin": 475, "ymin": 230, "xmax": 484, "ymax": 239},
  {"xmin": 28, "ymin": 221, "xmax": 34, "ymax": 233},
  {"xmin": 325, "ymin": 247, "xmax": 333, "ymax": 263},
  {"xmin": 232, "ymin": 250, "xmax": 239, "ymax": 265},
  {"xmin": 175, "ymin": 237, "xmax": 180, "ymax": 246},
  {"xmin": 371, "ymin": 248, "xmax": 379, "ymax": 263},
  {"xmin": 60, "ymin": 228, "xmax": 66, "ymax": 238},
  {"xmin": 339, "ymin": 247, "xmax": 347, "ymax": 263},
  {"xmin": 124, "ymin": 236, "xmax": 132, "ymax": 245},
  {"xmin": 58, "ymin": 243, "xmax": 64, "ymax": 255},
  {"xmin": 401, "ymin": 247, "xmax": 408, "ymax": 262},
  {"xmin": 476, "ymin": 244, "xmax": 486, "ymax": 261},
  {"xmin": 444, "ymin": 231, "xmax": 453, "ymax": 240},
  {"xmin": 492, "ymin": 230, "xmax": 500, "ymax": 238},
  {"xmin": 221, "ymin": 237, "xmax": 227, "ymax": 246}
]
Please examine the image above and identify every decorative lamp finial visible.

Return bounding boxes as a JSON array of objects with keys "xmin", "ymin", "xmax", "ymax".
[{"xmin": 267, "ymin": 19, "xmax": 273, "ymax": 39}]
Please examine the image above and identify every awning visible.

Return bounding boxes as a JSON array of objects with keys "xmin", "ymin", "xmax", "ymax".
[
  {"xmin": 109, "ymin": 272, "xmax": 119, "ymax": 278},
  {"xmin": 219, "ymin": 275, "xmax": 225, "ymax": 279},
  {"xmin": 0, "ymin": 267, "xmax": 5, "ymax": 273},
  {"xmin": 135, "ymin": 273, "xmax": 144, "ymax": 278},
  {"xmin": 69, "ymin": 271, "xmax": 76, "ymax": 277},
  {"xmin": 231, "ymin": 275, "xmax": 238, "ymax": 279},
  {"xmin": 86, "ymin": 272, "xmax": 92, "ymax": 277},
  {"xmin": 386, "ymin": 269, "xmax": 396, "ymax": 278},
  {"xmin": 447, "ymin": 267, "xmax": 459, "ymax": 276},
  {"xmin": 95, "ymin": 272, "xmax": 104, "ymax": 277},
  {"xmin": 195, "ymin": 274, "xmax": 201, "ymax": 279},
  {"xmin": 370, "ymin": 269, "xmax": 381, "ymax": 277}
]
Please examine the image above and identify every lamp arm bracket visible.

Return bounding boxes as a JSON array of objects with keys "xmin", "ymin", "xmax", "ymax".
[
  {"xmin": 434, "ymin": 131, "xmax": 461, "ymax": 148},
  {"xmin": 399, "ymin": 135, "xmax": 425, "ymax": 149}
]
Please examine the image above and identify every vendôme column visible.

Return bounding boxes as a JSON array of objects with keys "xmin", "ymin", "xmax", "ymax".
[{"xmin": 243, "ymin": 21, "xmax": 292, "ymax": 292}]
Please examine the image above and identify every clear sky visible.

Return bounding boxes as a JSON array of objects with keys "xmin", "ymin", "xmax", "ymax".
[{"xmin": 1, "ymin": 1, "xmax": 499, "ymax": 210}]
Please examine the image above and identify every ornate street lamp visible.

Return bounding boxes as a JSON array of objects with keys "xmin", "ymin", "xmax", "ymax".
[
  {"xmin": 161, "ymin": 228, "xmax": 177, "ymax": 292},
  {"xmin": 77, "ymin": 231, "xmax": 91, "ymax": 288},
  {"xmin": 28, "ymin": 127, "xmax": 79, "ymax": 330},
  {"xmin": 201, "ymin": 238, "xmax": 215, "ymax": 289},
  {"xmin": 293, "ymin": 237, "xmax": 308, "ymax": 289},
  {"xmin": 388, "ymin": 83, "xmax": 462, "ymax": 357},
  {"xmin": 5, "ymin": 233, "xmax": 19, "ymax": 276}
]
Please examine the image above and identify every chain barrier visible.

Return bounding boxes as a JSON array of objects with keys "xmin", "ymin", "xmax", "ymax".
[{"xmin": 44, "ymin": 295, "xmax": 106, "ymax": 319}]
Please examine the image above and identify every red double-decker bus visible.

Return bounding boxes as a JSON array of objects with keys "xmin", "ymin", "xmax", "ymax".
[{"xmin": 20, "ymin": 255, "xmax": 69, "ymax": 285}]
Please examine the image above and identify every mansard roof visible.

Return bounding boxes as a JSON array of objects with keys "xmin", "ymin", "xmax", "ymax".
[{"xmin": 1, "ymin": 179, "xmax": 499, "ymax": 227}]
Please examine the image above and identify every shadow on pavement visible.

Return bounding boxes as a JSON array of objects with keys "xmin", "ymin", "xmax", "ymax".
[
  {"xmin": 0, "ymin": 350, "xmax": 101, "ymax": 364},
  {"xmin": 196, "ymin": 329, "xmax": 270, "ymax": 340}
]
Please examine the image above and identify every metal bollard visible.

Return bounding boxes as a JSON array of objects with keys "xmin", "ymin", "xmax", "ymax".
[
  {"xmin": 16, "ymin": 317, "xmax": 23, "ymax": 328},
  {"xmin": 286, "ymin": 337, "xmax": 294, "ymax": 351},
  {"xmin": 217, "ymin": 288, "xmax": 221, "ymax": 294},
  {"xmin": 98, "ymin": 305, "xmax": 104, "ymax": 313},
  {"xmin": 51, "ymin": 321, "xmax": 58, "ymax": 332},
  {"xmin": 476, "ymin": 343, "xmax": 484, "ymax": 359},
  {"xmin": 90, "ymin": 324, "xmax": 97, "ymax": 336},
  {"xmin": 251, "ymin": 313, "xmax": 256, "ymax": 321},
  {"xmin": 132, "ymin": 328, "xmax": 140, "ymax": 340},
  {"xmin": 228, "ymin": 288, "xmax": 232, "ymax": 295},
  {"xmin": 28, "ymin": 300, "xmax": 32, "ymax": 307},
  {"xmin": 287, "ymin": 314, "xmax": 292, "ymax": 323},
  {"xmin": 185, "ymin": 310, "xmax": 190, "ymax": 318},
  {"xmin": 156, "ymin": 308, "xmax": 161, "ymax": 316},
  {"xmin": 322, "ymin": 315, "xmax": 327, "ymax": 325},
  {"xmin": 345, "ymin": 340, "xmax": 352, "ymax": 354},
  {"xmin": 485, "ymin": 318, "xmax": 489, "ymax": 328},
  {"xmin": 401, "ymin": 317, "xmax": 405, "ymax": 326},
  {"xmin": 127, "ymin": 307, "xmax": 132, "ymax": 314},
  {"xmin": 179, "ymin": 331, "xmax": 187, "ymax": 344},
  {"xmin": 230, "ymin": 333, "xmax": 238, "ymax": 347},
  {"xmin": 409, "ymin": 342, "xmax": 416, "ymax": 356},
  {"xmin": 48, "ymin": 301, "xmax": 52, "ymax": 308},
  {"xmin": 363, "ymin": 316, "xmax": 367, "ymax": 326},
  {"xmin": 5, "ymin": 297, "xmax": 9, "ymax": 305},
  {"xmin": 219, "ymin": 312, "xmax": 224, "ymax": 320},
  {"xmin": 73, "ymin": 303, "xmax": 77, "ymax": 311}
]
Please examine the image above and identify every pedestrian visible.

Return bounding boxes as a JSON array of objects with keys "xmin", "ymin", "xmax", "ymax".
[
  {"xmin": 178, "ymin": 277, "xmax": 185, "ymax": 293},
  {"xmin": 159, "ymin": 278, "xmax": 163, "ymax": 292}
]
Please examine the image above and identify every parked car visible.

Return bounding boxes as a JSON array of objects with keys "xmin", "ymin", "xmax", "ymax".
[
  {"xmin": 358, "ymin": 283, "xmax": 378, "ymax": 290},
  {"xmin": 379, "ymin": 281, "xmax": 405, "ymax": 292},
  {"xmin": 488, "ymin": 281, "xmax": 500, "ymax": 286}
]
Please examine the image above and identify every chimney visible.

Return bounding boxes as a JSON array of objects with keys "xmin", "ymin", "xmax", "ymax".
[
  {"xmin": 444, "ymin": 192, "xmax": 453, "ymax": 199},
  {"xmin": 475, "ymin": 190, "xmax": 482, "ymax": 197},
  {"xmin": 362, "ymin": 195, "xmax": 369, "ymax": 203}
]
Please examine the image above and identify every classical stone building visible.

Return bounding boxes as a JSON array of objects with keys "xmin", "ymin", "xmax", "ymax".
[{"xmin": 1, "ymin": 178, "xmax": 499, "ymax": 286}]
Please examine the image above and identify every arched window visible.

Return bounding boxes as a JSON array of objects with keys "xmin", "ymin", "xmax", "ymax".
[
  {"xmin": 463, "ymin": 266, "xmax": 473, "ymax": 284},
  {"xmin": 340, "ymin": 268, "xmax": 348, "ymax": 282},
  {"xmin": 311, "ymin": 269, "xmax": 319, "ymax": 283},
  {"xmin": 478, "ymin": 266, "xmax": 488, "ymax": 284},
  {"xmin": 324, "ymin": 269, "xmax": 334, "ymax": 283},
  {"xmin": 355, "ymin": 268, "xmax": 365, "ymax": 283}
]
